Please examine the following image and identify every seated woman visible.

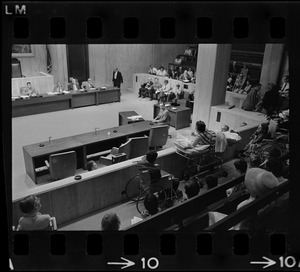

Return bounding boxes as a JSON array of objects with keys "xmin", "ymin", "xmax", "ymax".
[
  {"xmin": 17, "ymin": 195, "xmax": 52, "ymax": 231},
  {"xmin": 174, "ymin": 55, "xmax": 182, "ymax": 65}
]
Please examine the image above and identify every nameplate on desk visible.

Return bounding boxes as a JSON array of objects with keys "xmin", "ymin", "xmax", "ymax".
[{"xmin": 47, "ymin": 92, "xmax": 57, "ymax": 96}]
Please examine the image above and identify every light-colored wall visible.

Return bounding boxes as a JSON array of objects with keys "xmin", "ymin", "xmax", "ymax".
[
  {"xmin": 88, "ymin": 44, "xmax": 187, "ymax": 90},
  {"xmin": 17, "ymin": 45, "xmax": 47, "ymax": 77}
]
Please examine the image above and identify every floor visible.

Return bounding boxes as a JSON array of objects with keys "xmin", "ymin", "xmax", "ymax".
[{"xmin": 11, "ymin": 88, "xmax": 193, "ymax": 198}]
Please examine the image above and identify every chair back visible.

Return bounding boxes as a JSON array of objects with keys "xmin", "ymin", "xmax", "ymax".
[
  {"xmin": 12, "ymin": 58, "xmax": 22, "ymax": 78},
  {"xmin": 49, "ymin": 151, "xmax": 77, "ymax": 180},
  {"xmin": 129, "ymin": 136, "xmax": 149, "ymax": 159},
  {"xmin": 149, "ymin": 125, "xmax": 169, "ymax": 149},
  {"xmin": 118, "ymin": 139, "xmax": 132, "ymax": 159}
]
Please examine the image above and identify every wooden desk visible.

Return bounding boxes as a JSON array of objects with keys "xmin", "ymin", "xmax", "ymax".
[
  {"xmin": 12, "ymin": 94, "xmax": 72, "ymax": 117},
  {"xmin": 119, "ymin": 111, "xmax": 145, "ymax": 125},
  {"xmin": 153, "ymin": 104, "xmax": 191, "ymax": 130},
  {"xmin": 23, "ymin": 121, "xmax": 153, "ymax": 183},
  {"xmin": 12, "ymin": 87, "xmax": 120, "ymax": 117}
]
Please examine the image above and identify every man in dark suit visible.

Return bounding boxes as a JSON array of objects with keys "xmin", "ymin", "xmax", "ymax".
[
  {"xmin": 112, "ymin": 68, "xmax": 123, "ymax": 89},
  {"xmin": 68, "ymin": 77, "xmax": 80, "ymax": 91}
]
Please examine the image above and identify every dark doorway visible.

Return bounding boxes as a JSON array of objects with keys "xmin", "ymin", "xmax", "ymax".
[{"xmin": 67, "ymin": 45, "xmax": 89, "ymax": 85}]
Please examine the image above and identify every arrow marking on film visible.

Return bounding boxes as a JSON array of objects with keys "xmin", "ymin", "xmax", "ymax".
[
  {"xmin": 107, "ymin": 257, "xmax": 135, "ymax": 269},
  {"xmin": 250, "ymin": 256, "xmax": 276, "ymax": 269}
]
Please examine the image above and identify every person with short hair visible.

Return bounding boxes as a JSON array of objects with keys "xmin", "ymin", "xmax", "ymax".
[
  {"xmin": 21, "ymin": 82, "xmax": 39, "ymax": 97},
  {"xmin": 156, "ymin": 66, "xmax": 167, "ymax": 77},
  {"xmin": 68, "ymin": 77, "xmax": 80, "ymax": 91},
  {"xmin": 153, "ymin": 103, "xmax": 170, "ymax": 125},
  {"xmin": 242, "ymin": 83, "xmax": 262, "ymax": 111},
  {"xmin": 101, "ymin": 212, "xmax": 121, "ymax": 231},
  {"xmin": 189, "ymin": 121, "xmax": 216, "ymax": 148},
  {"xmin": 148, "ymin": 65, "xmax": 158, "ymax": 75},
  {"xmin": 137, "ymin": 151, "xmax": 162, "ymax": 181},
  {"xmin": 174, "ymin": 56, "xmax": 182, "ymax": 65},
  {"xmin": 142, "ymin": 193, "xmax": 160, "ymax": 218},
  {"xmin": 205, "ymin": 175, "xmax": 218, "ymax": 190},
  {"xmin": 112, "ymin": 67, "xmax": 123, "ymax": 89},
  {"xmin": 184, "ymin": 178, "xmax": 200, "ymax": 199},
  {"xmin": 17, "ymin": 195, "xmax": 51, "ymax": 231},
  {"xmin": 86, "ymin": 160, "xmax": 98, "ymax": 171}
]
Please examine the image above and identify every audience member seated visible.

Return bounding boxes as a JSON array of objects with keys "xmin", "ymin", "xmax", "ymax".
[
  {"xmin": 241, "ymin": 83, "xmax": 262, "ymax": 111},
  {"xmin": 265, "ymin": 157, "xmax": 288, "ymax": 184},
  {"xmin": 175, "ymin": 66, "xmax": 184, "ymax": 80},
  {"xmin": 239, "ymin": 123, "xmax": 269, "ymax": 157},
  {"xmin": 205, "ymin": 175, "xmax": 219, "ymax": 190},
  {"xmin": 189, "ymin": 120, "xmax": 216, "ymax": 148},
  {"xmin": 184, "ymin": 46, "xmax": 192, "ymax": 56},
  {"xmin": 209, "ymin": 167, "xmax": 279, "ymax": 230},
  {"xmin": 153, "ymin": 103, "xmax": 170, "ymax": 125},
  {"xmin": 101, "ymin": 212, "xmax": 121, "ymax": 231},
  {"xmin": 167, "ymin": 66, "xmax": 176, "ymax": 79},
  {"xmin": 179, "ymin": 70, "xmax": 190, "ymax": 81},
  {"xmin": 238, "ymin": 79, "xmax": 252, "ymax": 94},
  {"xmin": 174, "ymin": 55, "xmax": 182, "ymax": 65},
  {"xmin": 226, "ymin": 159, "xmax": 247, "ymax": 197},
  {"xmin": 68, "ymin": 77, "xmax": 80, "ymax": 91},
  {"xmin": 255, "ymin": 83, "xmax": 280, "ymax": 116},
  {"xmin": 149, "ymin": 77, "xmax": 162, "ymax": 101},
  {"xmin": 148, "ymin": 65, "xmax": 158, "ymax": 75},
  {"xmin": 53, "ymin": 81, "xmax": 64, "ymax": 93},
  {"xmin": 259, "ymin": 146, "xmax": 282, "ymax": 169},
  {"xmin": 139, "ymin": 77, "xmax": 153, "ymax": 98},
  {"xmin": 17, "ymin": 195, "xmax": 52, "ymax": 231},
  {"xmin": 187, "ymin": 67, "xmax": 194, "ymax": 79},
  {"xmin": 156, "ymin": 66, "xmax": 168, "ymax": 77},
  {"xmin": 249, "ymin": 154, "xmax": 261, "ymax": 168},
  {"xmin": 86, "ymin": 160, "xmax": 98, "ymax": 171},
  {"xmin": 20, "ymin": 82, "xmax": 39, "ymax": 97},
  {"xmin": 183, "ymin": 178, "xmax": 200, "ymax": 200},
  {"xmin": 167, "ymin": 84, "xmax": 184, "ymax": 102},
  {"xmin": 278, "ymin": 75, "xmax": 289, "ymax": 112},
  {"xmin": 141, "ymin": 193, "xmax": 160, "ymax": 218},
  {"xmin": 155, "ymin": 80, "xmax": 171, "ymax": 103},
  {"xmin": 186, "ymin": 90, "xmax": 194, "ymax": 111}
]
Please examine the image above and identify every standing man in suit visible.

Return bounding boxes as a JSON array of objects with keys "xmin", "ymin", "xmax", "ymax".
[{"xmin": 112, "ymin": 68, "xmax": 123, "ymax": 90}]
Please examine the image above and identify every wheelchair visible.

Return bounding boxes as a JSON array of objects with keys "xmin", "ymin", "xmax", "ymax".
[{"xmin": 125, "ymin": 169, "xmax": 179, "ymax": 213}]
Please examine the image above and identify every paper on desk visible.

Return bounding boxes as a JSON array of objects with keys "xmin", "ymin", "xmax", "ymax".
[
  {"xmin": 20, "ymin": 95, "xmax": 30, "ymax": 99},
  {"xmin": 46, "ymin": 92, "xmax": 56, "ymax": 95},
  {"xmin": 127, "ymin": 115, "xmax": 143, "ymax": 121},
  {"xmin": 131, "ymin": 216, "xmax": 143, "ymax": 225},
  {"xmin": 63, "ymin": 90, "xmax": 70, "ymax": 94}
]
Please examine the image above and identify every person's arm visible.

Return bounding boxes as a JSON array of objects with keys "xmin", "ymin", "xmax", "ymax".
[{"xmin": 157, "ymin": 111, "xmax": 169, "ymax": 123}]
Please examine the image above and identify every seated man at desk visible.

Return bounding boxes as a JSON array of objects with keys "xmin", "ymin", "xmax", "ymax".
[
  {"xmin": 53, "ymin": 81, "xmax": 64, "ymax": 93},
  {"xmin": 153, "ymin": 103, "xmax": 170, "ymax": 125},
  {"xmin": 68, "ymin": 77, "xmax": 80, "ymax": 91},
  {"xmin": 20, "ymin": 82, "xmax": 39, "ymax": 97},
  {"xmin": 81, "ymin": 78, "xmax": 95, "ymax": 90}
]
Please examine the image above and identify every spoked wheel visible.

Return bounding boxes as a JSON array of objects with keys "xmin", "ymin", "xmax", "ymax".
[
  {"xmin": 125, "ymin": 174, "xmax": 145, "ymax": 202},
  {"xmin": 136, "ymin": 186, "xmax": 167, "ymax": 215}
]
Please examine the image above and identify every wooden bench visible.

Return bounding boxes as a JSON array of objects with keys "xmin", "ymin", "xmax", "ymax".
[{"xmin": 123, "ymin": 174, "xmax": 246, "ymax": 232}]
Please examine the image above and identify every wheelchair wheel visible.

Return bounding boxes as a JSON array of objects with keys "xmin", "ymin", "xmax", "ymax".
[
  {"xmin": 125, "ymin": 174, "xmax": 145, "ymax": 202},
  {"xmin": 136, "ymin": 186, "xmax": 167, "ymax": 215},
  {"xmin": 259, "ymin": 143, "xmax": 282, "ymax": 163}
]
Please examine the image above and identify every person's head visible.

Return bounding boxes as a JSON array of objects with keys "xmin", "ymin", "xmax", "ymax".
[
  {"xmin": 19, "ymin": 195, "xmax": 41, "ymax": 215},
  {"xmin": 234, "ymin": 159, "xmax": 248, "ymax": 174},
  {"xmin": 184, "ymin": 70, "xmax": 188, "ymax": 74},
  {"xmin": 195, "ymin": 121, "xmax": 206, "ymax": 134},
  {"xmin": 176, "ymin": 84, "xmax": 180, "ymax": 88},
  {"xmin": 249, "ymin": 154, "xmax": 261, "ymax": 168},
  {"xmin": 266, "ymin": 157, "xmax": 283, "ymax": 178},
  {"xmin": 254, "ymin": 84, "xmax": 262, "ymax": 91},
  {"xmin": 268, "ymin": 146, "xmax": 281, "ymax": 159},
  {"xmin": 146, "ymin": 151, "xmax": 158, "ymax": 164},
  {"xmin": 188, "ymin": 67, "xmax": 192, "ymax": 71},
  {"xmin": 115, "ymin": 67, "xmax": 118, "ymax": 72},
  {"xmin": 159, "ymin": 103, "xmax": 166, "ymax": 111},
  {"xmin": 184, "ymin": 178, "xmax": 200, "ymax": 198},
  {"xmin": 144, "ymin": 193, "xmax": 159, "ymax": 215},
  {"xmin": 101, "ymin": 212, "xmax": 121, "ymax": 231},
  {"xmin": 221, "ymin": 125, "xmax": 229, "ymax": 132},
  {"xmin": 88, "ymin": 78, "xmax": 92, "ymax": 82},
  {"xmin": 179, "ymin": 66, "xmax": 182, "ymax": 71},
  {"xmin": 26, "ymin": 82, "xmax": 32, "ymax": 88},
  {"xmin": 206, "ymin": 175, "xmax": 218, "ymax": 190},
  {"xmin": 71, "ymin": 78, "xmax": 76, "ymax": 84},
  {"xmin": 176, "ymin": 55, "xmax": 180, "ymax": 59},
  {"xmin": 160, "ymin": 66, "xmax": 164, "ymax": 71},
  {"xmin": 163, "ymin": 79, "xmax": 168, "ymax": 85},
  {"xmin": 86, "ymin": 160, "xmax": 97, "ymax": 171},
  {"xmin": 244, "ymin": 168, "xmax": 278, "ymax": 198},
  {"xmin": 69, "ymin": 77, "xmax": 73, "ymax": 82},
  {"xmin": 154, "ymin": 77, "xmax": 159, "ymax": 83}
]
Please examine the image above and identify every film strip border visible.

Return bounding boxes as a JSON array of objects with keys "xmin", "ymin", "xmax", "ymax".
[
  {"xmin": 11, "ymin": 232, "xmax": 300, "ymax": 270},
  {"xmin": 2, "ymin": 2, "xmax": 296, "ymax": 43},
  {"xmin": 3, "ymin": 1, "xmax": 300, "ymax": 271}
]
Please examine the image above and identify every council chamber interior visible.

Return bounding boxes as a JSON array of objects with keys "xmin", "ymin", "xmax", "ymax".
[{"xmin": 10, "ymin": 43, "xmax": 289, "ymax": 232}]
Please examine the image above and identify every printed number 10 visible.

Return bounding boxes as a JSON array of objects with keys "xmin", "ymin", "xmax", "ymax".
[{"xmin": 141, "ymin": 257, "xmax": 159, "ymax": 269}]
